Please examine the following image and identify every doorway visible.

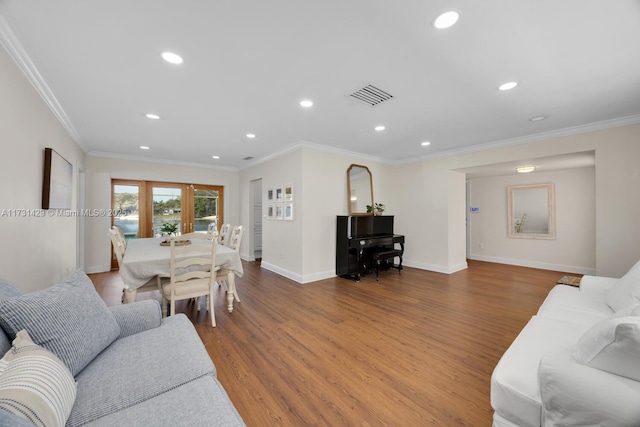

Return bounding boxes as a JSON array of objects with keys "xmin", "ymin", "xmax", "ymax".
[{"xmin": 251, "ymin": 179, "xmax": 263, "ymax": 260}]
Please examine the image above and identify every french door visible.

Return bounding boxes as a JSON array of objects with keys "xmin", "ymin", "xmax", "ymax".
[{"xmin": 111, "ymin": 180, "xmax": 224, "ymax": 267}]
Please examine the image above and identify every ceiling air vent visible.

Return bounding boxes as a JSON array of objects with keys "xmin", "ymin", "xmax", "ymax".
[
  {"xmin": 243, "ymin": 156, "xmax": 254, "ymax": 161},
  {"xmin": 348, "ymin": 84, "xmax": 393, "ymax": 107}
]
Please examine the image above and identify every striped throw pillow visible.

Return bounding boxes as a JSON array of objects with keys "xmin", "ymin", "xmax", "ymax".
[{"xmin": 0, "ymin": 330, "xmax": 77, "ymax": 427}]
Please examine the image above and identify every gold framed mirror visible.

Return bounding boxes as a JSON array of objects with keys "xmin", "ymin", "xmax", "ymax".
[
  {"xmin": 507, "ymin": 183, "xmax": 555, "ymax": 239},
  {"xmin": 347, "ymin": 164, "xmax": 374, "ymax": 216}
]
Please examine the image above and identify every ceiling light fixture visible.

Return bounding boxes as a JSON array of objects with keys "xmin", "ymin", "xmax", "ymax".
[
  {"xmin": 300, "ymin": 100, "xmax": 313, "ymax": 108},
  {"xmin": 145, "ymin": 113, "xmax": 161, "ymax": 120},
  {"xmin": 161, "ymin": 51, "xmax": 183, "ymax": 64},
  {"xmin": 498, "ymin": 81, "xmax": 518, "ymax": 91},
  {"xmin": 516, "ymin": 165, "xmax": 536, "ymax": 174},
  {"xmin": 433, "ymin": 11, "xmax": 460, "ymax": 29},
  {"xmin": 212, "ymin": 155, "xmax": 220, "ymax": 159},
  {"xmin": 374, "ymin": 125, "xmax": 386, "ymax": 131},
  {"xmin": 530, "ymin": 115, "xmax": 547, "ymax": 122},
  {"xmin": 421, "ymin": 141, "xmax": 431, "ymax": 146},
  {"xmin": 246, "ymin": 133, "xmax": 256, "ymax": 139},
  {"xmin": 139, "ymin": 146, "xmax": 150, "ymax": 150}
]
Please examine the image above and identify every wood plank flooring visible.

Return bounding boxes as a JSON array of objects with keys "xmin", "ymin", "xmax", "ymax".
[{"xmin": 91, "ymin": 260, "xmax": 565, "ymax": 426}]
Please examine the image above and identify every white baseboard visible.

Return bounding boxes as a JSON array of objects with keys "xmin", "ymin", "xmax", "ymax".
[
  {"xmin": 260, "ymin": 261, "xmax": 303, "ymax": 283},
  {"xmin": 260, "ymin": 262, "xmax": 336, "ymax": 284},
  {"xmin": 469, "ymin": 254, "xmax": 596, "ymax": 275},
  {"xmin": 403, "ymin": 260, "xmax": 468, "ymax": 274},
  {"xmin": 85, "ymin": 264, "xmax": 110, "ymax": 274}
]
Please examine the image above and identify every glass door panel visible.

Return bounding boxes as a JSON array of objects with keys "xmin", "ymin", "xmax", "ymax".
[
  {"xmin": 152, "ymin": 186, "xmax": 183, "ymax": 236},
  {"xmin": 193, "ymin": 187, "xmax": 221, "ymax": 232},
  {"xmin": 113, "ymin": 184, "xmax": 140, "ymax": 240}
]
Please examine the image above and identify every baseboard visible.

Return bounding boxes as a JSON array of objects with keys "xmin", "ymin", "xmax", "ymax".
[
  {"xmin": 469, "ymin": 254, "xmax": 596, "ymax": 275},
  {"xmin": 260, "ymin": 261, "xmax": 303, "ymax": 284},
  {"xmin": 403, "ymin": 260, "xmax": 468, "ymax": 274},
  {"xmin": 301, "ymin": 269, "xmax": 336, "ymax": 284},
  {"xmin": 85, "ymin": 264, "xmax": 110, "ymax": 274},
  {"xmin": 259, "ymin": 262, "xmax": 337, "ymax": 284}
]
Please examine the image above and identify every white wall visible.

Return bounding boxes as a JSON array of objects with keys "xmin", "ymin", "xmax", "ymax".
[
  {"xmin": 391, "ymin": 123, "xmax": 640, "ymax": 277},
  {"xmin": 469, "ymin": 168, "xmax": 596, "ymax": 274},
  {"xmin": 84, "ymin": 155, "xmax": 239, "ymax": 273},
  {"xmin": 238, "ymin": 145, "xmax": 391, "ymax": 283},
  {"xmin": 0, "ymin": 45, "xmax": 85, "ymax": 292}
]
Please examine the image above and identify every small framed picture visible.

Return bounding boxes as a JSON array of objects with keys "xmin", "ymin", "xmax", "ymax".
[
  {"xmin": 275, "ymin": 204, "xmax": 284, "ymax": 220},
  {"xmin": 267, "ymin": 205, "xmax": 274, "ymax": 219},
  {"xmin": 284, "ymin": 184, "xmax": 293, "ymax": 201},
  {"xmin": 284, "ymin": 203, "xmax": 293, "ymax": 220},
  {"xmin": 267, "ymin": 188, "xmax": 274, "ymax": 201},
  {"xmin": 276, "ymin": 187, "xmax": 283, "ymax": 200}
]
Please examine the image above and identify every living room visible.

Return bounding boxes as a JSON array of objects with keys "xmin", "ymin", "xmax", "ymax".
[{"xmin": 1, "ymin": 2, "xmax": 640, "ymax": 426}]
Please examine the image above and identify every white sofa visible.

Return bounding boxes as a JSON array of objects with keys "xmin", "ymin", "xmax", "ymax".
[{"xmin": 491, "ymin": 260, "xmax": 640, "ymax": 427}]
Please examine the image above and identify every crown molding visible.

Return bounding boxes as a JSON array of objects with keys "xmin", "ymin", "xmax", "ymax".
[
  {"xmin": 87, "ymin": 151, "xmax": 238, "ymax": 172},
  {"xmin": 0, "ymin": 7, "xmax": 84, "ymax": 149},
  {"xmin": 394, "ymin": 114, "xmax": 640, "ymax": 165}
]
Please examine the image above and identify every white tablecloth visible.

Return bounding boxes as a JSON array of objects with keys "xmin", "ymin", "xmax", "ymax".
[{"xmin": 120, "ymin": 237, "xmax": 243, "ymax": 290}]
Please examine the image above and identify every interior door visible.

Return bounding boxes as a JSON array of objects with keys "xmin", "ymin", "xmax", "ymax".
[{"xmin": 252, "ymin": 179, "xmax": 262, "ymax": 258}]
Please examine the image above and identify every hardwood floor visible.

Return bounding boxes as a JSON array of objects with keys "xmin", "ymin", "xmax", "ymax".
[{"xmin": 91, "ymin": 260, "xmax": 565, "ymax": 426}]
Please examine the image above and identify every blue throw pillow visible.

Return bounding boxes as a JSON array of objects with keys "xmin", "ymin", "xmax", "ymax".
[{"xmin": 0, "ymin": 270, "xmax": 120, "ymax": 376}]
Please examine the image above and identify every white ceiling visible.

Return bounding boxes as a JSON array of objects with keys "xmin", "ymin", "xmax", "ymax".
[{"xmin": 1, "ymin": 0, "xmax": 639, "ymax": 170}]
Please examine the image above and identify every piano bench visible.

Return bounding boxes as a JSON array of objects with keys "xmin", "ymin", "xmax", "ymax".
[{"xmin": 372, "ymin": 249, "xmax": 403, "ymax": 281}]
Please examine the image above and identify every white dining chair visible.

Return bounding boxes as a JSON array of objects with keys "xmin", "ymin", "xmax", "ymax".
[
  {"xmin": 158, "ymin": 234, "xmax": 220, "ymax": 327},
  {"xmin": 217, "ymin": 225, "xmax": 243, "ymax": 303},
  {"xmin": 218, "ymin": 223, "xmax": 232, "ymax": 246},
  {"xmin": 109, "ymin": 228, "xmax": 158, "ymax": 303}
]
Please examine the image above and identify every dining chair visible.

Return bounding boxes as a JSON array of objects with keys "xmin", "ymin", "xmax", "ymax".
[
  {"xmin": 218, "ymin": 223, "xmax": 232, "ymax": 246},
  {"xmin": 217, "ymin": 225, "xmax": 243, "ymax": 303},
  {"xmin": 158, "ymin": 234, "xmax": 220, "ymax": 327},
  {"xmin": 109, "ymin": 228, "xmax": 158, "ymax": 302},
  {"xmin": 113, "ymin": 225, "xmax": 127, "ymax": 249}
]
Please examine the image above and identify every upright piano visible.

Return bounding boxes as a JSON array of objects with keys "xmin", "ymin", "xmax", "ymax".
[{"xmin": 336, "ymin": 215, "xmax": 405, "ymax": 281}]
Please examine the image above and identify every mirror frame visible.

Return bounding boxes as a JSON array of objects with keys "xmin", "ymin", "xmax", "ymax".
[
  {"xmin": 347, "ymin": 164, "xmax": 374, "ymax": 216},
  {"xmin": 507, "ymin": 183, "xmax": 555, "ymax": 239}
]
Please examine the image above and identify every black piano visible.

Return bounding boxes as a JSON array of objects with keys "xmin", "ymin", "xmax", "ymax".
[{"xmin": 336, "ymin": 215, "xmax": 405, "ymax": 281}]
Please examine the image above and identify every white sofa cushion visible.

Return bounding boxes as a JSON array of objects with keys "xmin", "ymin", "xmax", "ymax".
[
  {"xmin": 0, "ymin": 330, "xmax": 77, "ymax": 427},
  {"xmin": 537, "ymin": 285, "xmax": 612, "ymax": 324},
  {"xmin": 539, "ymin": 351, "xmax": 640, "ymax": 427},
  {"xmin": 573, "ymin": 315, "xmax": 640, "ymax": 381},
  {"xmin": 605, "ymin": 259, "xmax": 640, "ymax": 311},
  {"xmin": 491, "ymin": 316, "xmax": 591, "ymax": 427}
]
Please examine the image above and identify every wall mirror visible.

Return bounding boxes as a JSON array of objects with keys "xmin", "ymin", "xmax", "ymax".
[
  {"xmin": 347, "ymin": 164, "xmax": 374, "ymax": 215},
  {"xmin": 507, "ymin": 183, "xmax": 555, "ymax": 239}
]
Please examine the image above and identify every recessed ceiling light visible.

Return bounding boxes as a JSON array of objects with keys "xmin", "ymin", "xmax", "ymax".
[
  {"xmin": 421, "ymin": 141, "xmax": 431, "ymax": 146},
  {"xmin": 374, "ymin": 125, "xmax": 386, "ymax": 131},
  {"xmin": 212, "ymin": 155, "xmax": 220, "ymax": 159},
  {"xmin": 498, "ymin": 81, "xmax": 518, "ymax": 91},
  {"xmin": 145, "ymin": 113, "xmax": 161, "ymax": 120},
  {"xmin": 140, "ymin": 146, "xmax": 150, "ymax": 150},
  {"xmin": 246, "ymin": 133, "xmax": 256, "ymax": 139},
  {"xmin": 161, "ymin": 51, "xmax": 183, "ymax": 64},
  {"xmin": 300, "ymin": 100, "xmax": 313, "ymax": 108},
  {"xmin": 530, "ymin": 115, "xmax": 547, "ymax": 122},
  {"xmin": 516, "ymin": 165, "xmax": 536, "ymax": 174},
  {"xmin": 433, "ymin": 11, "xmax": 460, "ymax": 29}
]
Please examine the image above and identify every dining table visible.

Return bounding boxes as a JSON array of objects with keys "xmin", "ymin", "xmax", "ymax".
[{"xmin": 120, "ymin": 236, "xmax": 244, "ymax": 312}]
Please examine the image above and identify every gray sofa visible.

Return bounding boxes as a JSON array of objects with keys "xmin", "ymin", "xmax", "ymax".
[{"xmin": 0, "ymin": 271, "xmax": 245, "ymax": 427}]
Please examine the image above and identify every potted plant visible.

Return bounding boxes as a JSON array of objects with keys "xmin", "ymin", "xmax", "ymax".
[
  {"xmin": 160, "ymin": 222, "xmax": 178, "ymax": 239},
  {"xmin": 366, "ymin": 203, "xmax": 385, "ymax": 216}
]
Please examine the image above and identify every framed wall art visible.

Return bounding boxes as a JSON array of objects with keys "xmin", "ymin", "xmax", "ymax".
[
  {"xmin": 284, "ymin": 184, "xmax": 293, "ymax": 201},
  {"xmin": 284, "ymin": 203, "xmax": 293, "ymax": 220}
]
